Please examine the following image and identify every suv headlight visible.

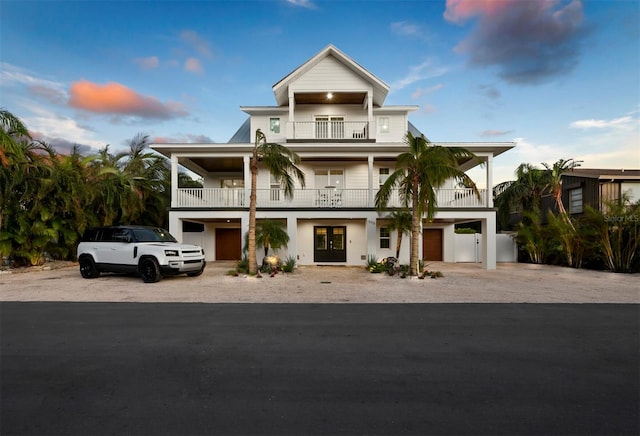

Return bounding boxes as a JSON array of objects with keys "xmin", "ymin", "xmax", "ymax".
[{"xmin": 164, "ymin": 249, "xmax": 179, "ymax": 256}]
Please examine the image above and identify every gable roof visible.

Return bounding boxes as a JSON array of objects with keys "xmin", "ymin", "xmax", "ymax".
[{"xmin": 272, "ymin": 44, "xmax": 390, "ymax": 107}]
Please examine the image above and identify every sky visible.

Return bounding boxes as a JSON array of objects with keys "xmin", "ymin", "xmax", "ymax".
[{"xmin": 1, "ymin": 0, "xmax": 639, "ymax": 185}]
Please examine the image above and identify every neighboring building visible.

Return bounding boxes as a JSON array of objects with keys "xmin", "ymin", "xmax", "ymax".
[
  {"xmin": 151, "ymin": 45, "xmax": 515, "ymax": 269},
  {"xmin": 559, "ymin": 168, "xmax": 640, "ymax": 215}
]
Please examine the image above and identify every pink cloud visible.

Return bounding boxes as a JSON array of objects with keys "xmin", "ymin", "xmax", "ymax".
[
  {"xmin": 184, "ymin": 57, "xmax": 204, "ymax": 74},
  {"xmin": 68, "ymin": 80, "xmax": 188, "ymax": 119},
  {"xmin": 444, "ymin": 0, "xmax": 507, "ymax": 24}
]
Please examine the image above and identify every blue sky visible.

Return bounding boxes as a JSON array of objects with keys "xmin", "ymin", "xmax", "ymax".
[{"xmin": 2, "ymin": 0, "xmax": 639, "ymax": 185}]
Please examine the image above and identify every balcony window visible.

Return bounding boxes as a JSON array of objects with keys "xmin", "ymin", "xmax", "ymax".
[
  {"xmin": 379, "ymin": 168, "xmax": 389, "ymax": 186},
  {"xmin": 221, "ymin": 179, "xmax": 244, "ymax": 188},
  {"xmin": 379, "ymin": 117, "xmax": 389, "ymax": 134},
  {"xmin": 270, "ymin": 118, "xmax": 280, "ymax": 134},
  {"xmin": 315, "ymin": 169, "xmax": 344, "ymax": 188}
]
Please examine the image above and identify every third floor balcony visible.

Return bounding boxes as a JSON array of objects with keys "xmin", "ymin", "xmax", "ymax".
[{"xmin": 287, "ymin": 120, "xmax": 372, "ymax": 142}]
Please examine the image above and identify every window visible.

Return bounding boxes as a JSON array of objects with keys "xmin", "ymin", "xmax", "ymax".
[
  {"xmin": 221, "ymin": 179, "xmax": 244, "ymax": 188},
  {"xmin": 380, "ymin": 227, "xmax": 390, "ymax": 249},
  {"xmin": 569, "ymin": 188, "xmax": 583, "ymax": 214},
  {"xmin": 270, "ymin": 174, "xmax": 280, "ymax": 201},
  {"xmin": 379, "ymin": 168, "xmax": 389, "ymax": 186},
  {"xmin": 315, "ymin": 169, "xmax": 344, "ymax": 188},
  {"xmin": 379, "ymin": 117, "xmax": 389, "ymax": 133},
  {"xmin": 270, "ymin": 118, "xmax": 280, "ymax": 134}
]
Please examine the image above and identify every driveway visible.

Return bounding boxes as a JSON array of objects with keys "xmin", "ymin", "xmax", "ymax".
[
  {"xmin": 1, "ymin": 261, "xmax": 638, "ymax": 303},
  {"xmin": 1, "ymin": 302, "xmax": 638, "ymax": 435}
]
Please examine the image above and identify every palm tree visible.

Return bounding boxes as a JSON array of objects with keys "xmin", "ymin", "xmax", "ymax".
[
  {"xmin": 385, "ymin": 209, "xmax": 412, "ymax": 259},
  {"xmin": 494, "ymin": 163, "xmax": 548, "ymax": 229},
  {"xmin": 542, "ymin": 158, "xmax": 582, "ymax": 229},
  {"xmin": 375, "ymin": 132, "xmax": 478, "ymax": 276},
  {"xmin": 244, "ymin": 219, "xmax": 290, "ymax": 258},
  {"xmin": 247, "ymin": 129, "xmax": 305, "ymax": 274}
]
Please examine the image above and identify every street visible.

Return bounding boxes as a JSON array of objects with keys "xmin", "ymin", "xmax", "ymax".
[{"xmin": 1, "ymin": 302, "xmax": 638, "ymax": 435}]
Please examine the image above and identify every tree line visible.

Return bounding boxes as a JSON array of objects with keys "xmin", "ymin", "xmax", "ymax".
[
  {"xmin": 495, "ymin": 160, "xmax": 640, "ymax": 273},
  {"xmin": 1, "ymin": 109, "xmax": 174, "ymax": 266}
]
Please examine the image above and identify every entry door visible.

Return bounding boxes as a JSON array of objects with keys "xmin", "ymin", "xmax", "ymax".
[
  {"xmin": 422, "ymin": 229, "xmax": 443, "ymax": 261},
  {"xmin": 216, "ymin": 228, "xmax": 241, "ymax": 261},
  {"xmin": 314, "ymin": 226, "xmax": 346, "ymax": 262}
]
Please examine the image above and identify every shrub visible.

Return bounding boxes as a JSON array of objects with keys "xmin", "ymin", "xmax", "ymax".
[{"xmin": 281, "ymin": 255, "xmax": 296, "ymax": 273}]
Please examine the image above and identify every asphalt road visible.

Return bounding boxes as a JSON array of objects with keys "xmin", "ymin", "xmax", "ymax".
[{"xmin": 1, "ymin": 303, "xmax": 638, "ymax": 435}]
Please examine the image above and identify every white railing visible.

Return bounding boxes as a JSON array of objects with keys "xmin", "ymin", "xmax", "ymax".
[
  {"xmin": 289, "ymin": 121, "xmax": 369, "ymax": 140},
  {"xmin": 176, "ymin": 188, "xmax": 487, "ymax": 208}
]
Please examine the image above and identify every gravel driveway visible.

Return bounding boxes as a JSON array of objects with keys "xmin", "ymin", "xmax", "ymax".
[{"xmin": 1, "ymin": 261, "xmax": 638, "ymax": 303}]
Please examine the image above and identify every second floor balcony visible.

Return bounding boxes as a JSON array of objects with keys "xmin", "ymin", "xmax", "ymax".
[
  {"xmin": 175, "ymin": 187, "xmax": 488, "ymax": 209},
  {"xmin": 288, "ymin": 120, "xmax": 371, "ymax": 142}
]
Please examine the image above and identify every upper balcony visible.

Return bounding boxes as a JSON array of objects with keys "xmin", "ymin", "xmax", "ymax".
[
  {"xmin": 287, "ymin": 120, "xmax": 372, "ymax": 143},
  {"xmin": 174, "ymin": 187, "xmax": 488, "ymax": 209}
]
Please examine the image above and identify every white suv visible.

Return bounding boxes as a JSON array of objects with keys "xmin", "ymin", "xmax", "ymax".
[{"xmin": 77, "ymin": 226, "xmax": 205, "ymax": 283}]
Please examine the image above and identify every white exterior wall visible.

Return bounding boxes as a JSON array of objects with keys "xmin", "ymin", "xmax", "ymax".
[{"xmin": 291, "ymin": 56, "xmax": 371, "ymax": 92}]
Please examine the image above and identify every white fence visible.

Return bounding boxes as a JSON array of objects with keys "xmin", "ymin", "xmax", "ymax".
[{"xmin": 454, "ymin": 233, "xmax": 517, "ymax": 263}]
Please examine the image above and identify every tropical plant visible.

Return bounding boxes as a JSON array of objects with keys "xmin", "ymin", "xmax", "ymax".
[
  {"xmin": 385, "ymin": 209, "xmax": 412, "ymax": 259},
  {"xmin": 515, "ymin": 211, "xmax": 554, "ymax": 264},
  {"xmin": 542, "ymin": 158, "xmax": 582, "ymax": 229},
  {"xmin": 375, "ymin": 132, "xmax": 478, "ymax": 276},
  {"xmin": 247, "ymin": 129, "xmax": 305, "ymax": 274},
  {"xmin": 494, "ymin": 163, "xmax": 548, "ymax": 229},
  {"xmin": 244, "ymin": 219, "xmax": 290, "ymax": 257},
  {"xmin": 582, "ymin": 195, "xmax": 640, "ymax": 273}
]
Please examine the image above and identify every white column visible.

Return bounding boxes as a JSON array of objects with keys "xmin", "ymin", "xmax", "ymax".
[
  {"xmin": 287, "ymin": 217, "xmax": 297, "ymax": 262},
  {"xmin": 485, "ymin": 154, "xmax": 494, "ymax": 207},
  {"xmin": 171, "ymin": 155, "xmax": 179, "ymax": 208},
  {"xmin": 368, "ymin": 155, "xmax": 374, "ymax": 207},
  {"xmin": 243, "ymin": 155, "xmax": 251, "ymax": 207},
  {"xmin": 366, "ymin": 215, "xmax": 377, "ymax": 261},
  {"xmin": 481, "ymin": 215, "xmax": 496, "ymax": 270},
  {"xmin": 367, "ymin": 91, "xmax": 373, "ymax": 138}
]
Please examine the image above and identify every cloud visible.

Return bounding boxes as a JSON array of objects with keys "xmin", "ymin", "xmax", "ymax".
[
  {"xmin": 68, "ymin": 80, "xmax": 188, "ymax": 120},
  {"xmin": 184, "ymin": 57, "xmax": 204, "ymax": 74},
  {"xmin": 480, "ymin": 129, "xmax": 512, "ymax": 137},
  {"xmin": 153, "ymin": 134, "xmax": 215, "ymax": 143},
  {"xmin": 412, "ymin": 83, "xmax": 444, "ymax": 99},
  {"xmin": 30, "ymin": 131, "xmax": 95, "ymax": 155},
  {"xmin": 1, "ymin": 63, "xmax": 67, "ymax": 95},
  {"xmin": 22, "ymin": 104, "xmax": 105, "ymax": 150},
  {"xmin": 570, "ymin": 115, "xmax": 635, "ymax": 130},
  {"xmin": 444, "ymin": 0, "xmax": 587, "ymax": 84},
  {"xmin": 134, "ymin": 56, "xmax": 160, "ymax": 70},
  {"xmin": 476, "ymin": 84, "xmax": 500, "ymax": 100},
  {"xmin": 391, "ymin": 21, "xmax": 423, "ymax": 38},
  {"xmin": 285, "ymin": 0, "xmax": 317, "ymax": 9},
  {"xmin": 180, "ymin": 30, "xmax": 213, "ymax": 59},
  {"xmin": 391, "ymin": 59, "xmax": 449, "ymax": 90},
  {"xmin": 28, "ymin": 85, "xmax": 67, "ymax": 105}
]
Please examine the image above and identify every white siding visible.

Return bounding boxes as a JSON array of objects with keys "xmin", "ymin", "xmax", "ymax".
[{"xmin": 292, "ymin": 56, "xmax": 370, "ymax": 92}]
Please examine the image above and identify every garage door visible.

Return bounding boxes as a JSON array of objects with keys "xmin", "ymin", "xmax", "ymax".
[
  {"xmin": 422, "ymin": 229, "xmax": 443, "ymax": 261},
  {"xmin": 215, "ymin": 228, "xmax": 241, "ymax": 260}
]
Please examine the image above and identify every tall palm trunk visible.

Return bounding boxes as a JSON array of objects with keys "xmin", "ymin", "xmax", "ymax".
[
  {"xmin": 395, "ymin": 233, "xmax": 403, "ymax": 259},
  {"xmin": 410, "ymin": 176, "xmax": 421, "ymax": 276},
  {"xmin": 248, "ymin": 158, "xmax": 258, "ymax": 274}
]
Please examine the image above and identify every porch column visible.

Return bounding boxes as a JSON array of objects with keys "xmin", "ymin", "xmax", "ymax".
[
  {"xmin": 367, "ymin": 91, "xmax": 373, "ymax": 138},
  {"xmin": 366, "ymin": 216, "xmax": 377, "ymax": 260},
  {"xmin": 485, "ymin": 154, "xmax": 494, "ymax": 207},
  {"xmin": 481, "ymin": 215, "xmax": 497, "ymax": 270},
  {"xmin": 287, "ymin": 217, "xmax": 297, "ymax": 262},
  {"xmin": 368, "ymin": 155, "xmax": 374, "ymax": 207},
  {"xmin": 171, "ymin": 155, "xmax": 179, "ymax": 208},
  {"xmin": 243, "ymin": 155, "xmax": 251, "ymax": 207}
]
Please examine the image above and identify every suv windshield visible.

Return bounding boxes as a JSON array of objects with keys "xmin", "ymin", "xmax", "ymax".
[{"xmin": 132, "ymin": 228, "xmax": 178, "ymax": 243}]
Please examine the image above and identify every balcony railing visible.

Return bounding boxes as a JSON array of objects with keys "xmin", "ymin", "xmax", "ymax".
[
  {"xmin": 175, "ymin": 188, "xmax": 487, "ymax": 209},
  {"xmin": 289, "ymin": 121, "xmax": 369, "ymax": 141}
]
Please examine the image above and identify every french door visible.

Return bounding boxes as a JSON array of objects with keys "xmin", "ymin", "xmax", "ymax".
[{"xmin": 314, "ymin": 226, "xmax": 346, "ymax": 262}]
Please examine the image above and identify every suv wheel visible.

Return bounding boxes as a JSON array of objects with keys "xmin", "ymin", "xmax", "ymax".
[
  {"xmin": 140, "ymin": 258, "xmax": 162, "ymax": 283},
  {"xmin": 79, "ymin": 255, "xmax": 100, "ymax": 279}
]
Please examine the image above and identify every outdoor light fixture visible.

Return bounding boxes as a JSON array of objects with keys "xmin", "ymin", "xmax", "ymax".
[{"xmin": 327, "ymin": 92, "xmax": 333, "ymax": 99}]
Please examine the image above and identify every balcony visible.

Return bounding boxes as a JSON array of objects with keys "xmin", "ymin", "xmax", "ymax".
[
  {"xmin": 175, "ymin": 188, "xmax": 488, "ymax": 209},
  {"xmin": 288, "ymin": 121, "xmax": 371, "ymax": 142}
]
